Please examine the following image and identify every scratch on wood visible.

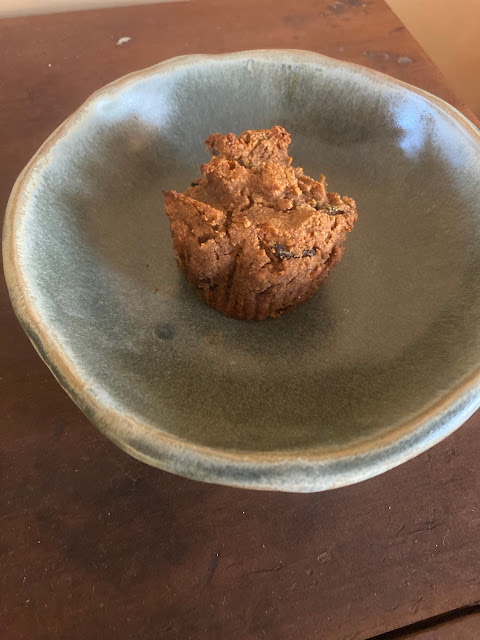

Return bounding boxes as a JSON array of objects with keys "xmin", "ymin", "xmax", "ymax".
[
  {"xmin": 413, "ymin": 595, "xmax": 424, "ymax": 614},
  {"xmin": 317, "ymin": 551, "xmax": 332, "ymax": 563},
  {"xmin": 252, "ymin": 562, "xmax": 286, "ymax": 574},
  {"xmin": 204, "ymin": 552, "xmax": 219, "ymax": 585},
  {"xmin": 408, "ymin": 520, "xmax": 443, "ymax": 535},
  {"xmin": 363, "ymin": 50, "xmax": 390, "ymax": 61},
  {"xmin": 159, "ymin": 626, "xmax": 176, "ymax": 634},
  {"xmin": 328, "ymin": 0, "xmax": 363, "ymax": 14}
]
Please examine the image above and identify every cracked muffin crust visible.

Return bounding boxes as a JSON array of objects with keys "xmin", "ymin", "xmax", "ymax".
[{"xmin": 163, "ymin": 126, "xmax": 358, "ymax": 320}]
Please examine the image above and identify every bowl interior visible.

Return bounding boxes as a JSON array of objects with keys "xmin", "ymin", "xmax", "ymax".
[{"xmin": 15, "ymin": 53, "xmax": 480, "ymax": 456}]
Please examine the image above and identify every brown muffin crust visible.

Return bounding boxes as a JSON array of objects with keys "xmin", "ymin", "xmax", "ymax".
[{"xmin": 163, "ymin": 126, "xmax": 357, "ymax": 320}]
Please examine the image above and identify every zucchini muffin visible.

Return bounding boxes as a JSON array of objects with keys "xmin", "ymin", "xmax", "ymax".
[{"xmin": 163, "ymin": 126, "xmax": 357, "ymax": 320}]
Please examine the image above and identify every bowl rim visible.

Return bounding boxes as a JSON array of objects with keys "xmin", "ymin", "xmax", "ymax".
[{"xmin": 4, "ymin": 49, "xmax": 480, "ymax": 492}]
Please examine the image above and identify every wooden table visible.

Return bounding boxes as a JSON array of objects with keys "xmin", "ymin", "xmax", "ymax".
[{"xmin": 1, "ymin": 2, "xmax": 480, "ymax": 638}]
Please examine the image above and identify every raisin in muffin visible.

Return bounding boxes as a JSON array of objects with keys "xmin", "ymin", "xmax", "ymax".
[{"xmin": 163, "ymin": 126, "xmax": 357, "ymax": 320}]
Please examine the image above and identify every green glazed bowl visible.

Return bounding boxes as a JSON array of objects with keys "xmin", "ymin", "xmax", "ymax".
[{"xmin": 4, "ymin": 50, "xmax": 480, "ymax": 491}]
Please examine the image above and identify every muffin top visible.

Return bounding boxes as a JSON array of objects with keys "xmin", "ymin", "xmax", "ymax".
[{"xmin": 168, "ymin": 126, "xmax": 356, "ymax": 260}]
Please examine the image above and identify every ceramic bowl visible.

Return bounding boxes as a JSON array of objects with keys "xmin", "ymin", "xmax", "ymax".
[{"xmin": 4, "ymin": 50, "xmax": 480, "ymax": 492}]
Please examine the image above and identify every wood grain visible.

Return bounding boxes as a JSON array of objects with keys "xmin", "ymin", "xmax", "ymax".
[{"xmin": 1, "ymin": 1, "xmax": 479, "ymax": 638}]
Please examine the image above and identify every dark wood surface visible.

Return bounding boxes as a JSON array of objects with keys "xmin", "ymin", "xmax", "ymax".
[{"xmin": 1, "ymin": 1, "xmax": 480, "ymax": 638}]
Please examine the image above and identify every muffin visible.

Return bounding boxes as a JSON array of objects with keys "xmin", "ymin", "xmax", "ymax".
[{"xmin": 163, "ymin": 126, "xmax": 357, "ymax": 320}]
